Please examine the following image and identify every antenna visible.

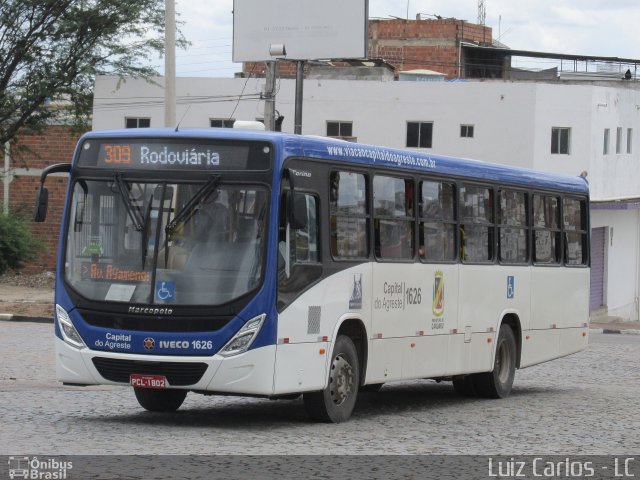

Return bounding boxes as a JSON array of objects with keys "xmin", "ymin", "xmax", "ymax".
[
  {"xmin": 478, "ymin": 0, "xmax": 486, "ymax": 25},
  {"xmin": 174, "ymin": 105, "xmax": 191, "ymax": 132}
]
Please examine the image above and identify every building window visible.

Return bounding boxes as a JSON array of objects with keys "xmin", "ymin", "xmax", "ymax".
[
  {"xmin": 407, "ymin": 121, "xmax": 433, "ymax": 148},
  {"xmin": 330, "ymin": 171, "xmax": 368, "ymax": 259},
  {"xmin": 255, "ymin": 117, "xmax": 283, "ymax": 132},
  {"xmin": 210, "ymin": 118, "xmax": 235, "ymax": 128},
  {"xmin": 551, "ymin": 127, "xmax": 570, "ymax": 154},
  {"xmin": 616, "ymin": 127, "xmax": 622, "ymax": 154},
  {"xmin": 327, "ymin": 121, "xmax": 353, "ymax": 137},
  {"xmin": 603, "ymin": 128, "xmax": 610, "ymax": 155},
  {"xmin": 125, "ymin": 118, "xmax": 150, "ymax": 128},
  {"xmin": 628, "ymin": 128, "xmax": 633, "ymax": 154},
  {"xmin": 460, "ymin": 124, "xmax": 474, "ymax": 138}
]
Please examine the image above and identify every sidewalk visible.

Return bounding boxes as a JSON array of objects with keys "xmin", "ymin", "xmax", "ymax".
[
  {"xmin": 1, "ymin": 282, "xmax": 640, "ymax": 333},
  {"xmin": 0, "ymin": 283, "xmax": 54, "ymax": 322},
  {"xmin": 589, "ymin": 319, "xmax": 640, "ymax": 334}
]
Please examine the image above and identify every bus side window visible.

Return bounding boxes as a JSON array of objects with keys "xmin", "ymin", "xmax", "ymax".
[
  {"xmin": 330, "ymin": 171, "xmax": 368, "ymax": 259},
  {"xmin": 498, "ymin": 189, "xmax": 529, "ymax": 264},
  {"xmin": 563, "ymin": 197, "xmax": 588, "ymax": 266},
  {"xmin": 459, "ymin": 185, "xmax": 494, "ymax": 263},
  {"xmin": 533, "ymin": 194, "xmax": 561, "ymax": 264},
  {"xmin": 419, "ymin": 180, "xmax": 456, "ymax": 262},
  {"xmin": 291, "ymin": 194, "xmax": 319, "ymax": 264},
  {"xmin": 278, "ymin": 192, "xmax": 322, "ymax": 310},
  {"xmin": 373, "ymin": 175, "xmax": 414, "ymax": 260}
]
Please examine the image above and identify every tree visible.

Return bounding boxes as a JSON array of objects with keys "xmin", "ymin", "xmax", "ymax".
[
  {"xmin": 0, "ymin": 209, "xmax": 42, "ymax": 273},
  {"xmin": 0, "ymin": 0, "xmax": 184, "ymax": 145}
]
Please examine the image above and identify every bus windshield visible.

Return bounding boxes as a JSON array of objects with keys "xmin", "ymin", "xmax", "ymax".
[{"xmin": 64, "ymin": 178, "xmax": 268, "ymax": 306}]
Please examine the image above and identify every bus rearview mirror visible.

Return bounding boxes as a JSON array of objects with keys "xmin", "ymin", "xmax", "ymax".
[
  {"xmin": 288, "ymin": 192, "xmax": 307, "ymax": 230},
  {"xmin": 34, "ymin": 186, "xmax": 49, "ymax": 223}
]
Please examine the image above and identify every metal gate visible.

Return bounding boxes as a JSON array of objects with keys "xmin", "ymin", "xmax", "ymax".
[{"xmin": 589, "ymin": 227, "xmax": 606, "ymax": 310}]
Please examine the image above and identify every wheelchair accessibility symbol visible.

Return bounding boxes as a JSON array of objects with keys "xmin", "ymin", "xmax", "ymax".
[
  {"xmin": 155, "ymin": 280, "xmax": 175, "ymax": 302},
  {"xmin": 507, "ymin": 276, "xmax": 515, "ymax": 299}
]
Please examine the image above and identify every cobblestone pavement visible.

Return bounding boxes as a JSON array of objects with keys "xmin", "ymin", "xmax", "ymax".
[{"xmin": 1, "ymin": 322, "xmax": 638, "ymax": 456}]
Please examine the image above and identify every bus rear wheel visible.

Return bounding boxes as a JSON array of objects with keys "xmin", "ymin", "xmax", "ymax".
[
  {"xmin": 303, "ymin": 335, "xmax": 359, "ymax": 423},
  {"xmin": 134, "ymin": 388, "xmax": 187, "ymax": 412},
  {"xmin": 472, "ymin": 324, "xmax": 517, "ymax": 398}
]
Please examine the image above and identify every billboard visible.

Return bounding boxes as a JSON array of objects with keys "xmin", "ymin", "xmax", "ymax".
[{"xmin": 233, "ymin": 0, "xmax": 368, "ymax": 62}]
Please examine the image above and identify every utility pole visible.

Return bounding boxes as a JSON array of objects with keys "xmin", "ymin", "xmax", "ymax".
[
  {"xmin": 164, "ymin": 0, "xmax": 176, "ymax": 127},
  {"xmin": 294, "ymin": 61, "xmax": 305, "ymax": 134},
  {"xmin": 263, "ymin": 61, "xmax": 277, "ymax": 131},
  {"xmin": 3, "ymin": 142, "xmax": 11, "ymax": 214}
]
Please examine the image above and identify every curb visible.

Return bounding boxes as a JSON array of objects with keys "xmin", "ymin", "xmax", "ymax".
[
  {"xmin": 590, "ymin": 328, "xmax": 640, "ymax": 335},
  {"xmin": 0, "ymin": 314, "xmax": 52, "ymax": 324}
]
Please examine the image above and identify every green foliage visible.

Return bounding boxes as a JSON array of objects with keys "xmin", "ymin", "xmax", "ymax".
[
  {"xmin": 0, "ymin": 209, "xmax": 43, "ymax": 274},
  {"xmin": 0, "ymin": 0, "xmax": 187, "ymax": 145}
]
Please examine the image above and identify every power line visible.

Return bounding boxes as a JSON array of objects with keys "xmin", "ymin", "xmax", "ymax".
[{"xmin": 229, "ymin": 64, "xmax": 257, "ymax": 120}]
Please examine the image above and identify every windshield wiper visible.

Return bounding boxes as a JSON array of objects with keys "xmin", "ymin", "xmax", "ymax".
[
  {"xmin": 165, "ymin": 174, "xmax": 221, "ymax": 238},
  {"xmin": 114, "ymin": 173, "xmax": 145, "ymax": 231}
]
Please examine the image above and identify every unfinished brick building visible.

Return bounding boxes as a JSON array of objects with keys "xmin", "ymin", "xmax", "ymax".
[{"xmin": 243, "ymin": 17, "xmax": 493, "ymax": 79}]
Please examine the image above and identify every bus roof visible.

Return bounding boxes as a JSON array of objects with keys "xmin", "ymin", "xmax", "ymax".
[{"xmin": 81, "ymin": 128, "xmax": 589, "ymax": 196}]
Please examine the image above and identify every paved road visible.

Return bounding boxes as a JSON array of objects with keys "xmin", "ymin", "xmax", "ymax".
[{"xmin": 1, "ymin": 322, "xmax": 638, "ymax": 456}]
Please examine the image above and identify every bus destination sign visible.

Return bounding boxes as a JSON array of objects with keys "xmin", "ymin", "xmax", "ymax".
[
  {"xmin": 78, "ymin": 139, "xmax": 270, "ymax": 171},
  {"xmin": 98, "ymin": 144, "xmax": 221, "ymax": 168}
]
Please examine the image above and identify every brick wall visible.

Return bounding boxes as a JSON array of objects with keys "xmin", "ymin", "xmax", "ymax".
[
  {"xmin": 368, "ymin": 19, "xmax": 492, "ymax": 78},
  {"xmin": 243, "ymin": 18, "xmax": 492, "ymax": 79},
  {"xmin": 243, "ymin": 60, "xmax": 308, "ymax": 80},
  {"xmin": 5, "ymin": 126, "xmax": 82, "ymax": 273}
]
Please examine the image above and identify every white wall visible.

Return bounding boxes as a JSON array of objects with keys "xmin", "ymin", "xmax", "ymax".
[
  {"xmin": 532, "ymin": 84, "xmax": 592, "ymax": 177},
  {"xmin": 94, "ymin": 76, "xmax": 640, "ymax": 202},
  {"xmin": 591, "ymin": 209, "xmax": 640, "ymax": 321},
  {"xmin": 588, "ymin": 85, "xmax": 640, "ymax": 200}
]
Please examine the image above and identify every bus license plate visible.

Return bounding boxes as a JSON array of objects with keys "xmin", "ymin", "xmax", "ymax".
[{"xmin": 130, "ymin": 374, "xmax": 168, "ymax": 389}]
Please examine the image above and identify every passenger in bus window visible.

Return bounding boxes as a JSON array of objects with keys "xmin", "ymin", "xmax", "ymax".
[{"xmin": 195, "ymin": 193, "xmax": 229, "ymax": 243}]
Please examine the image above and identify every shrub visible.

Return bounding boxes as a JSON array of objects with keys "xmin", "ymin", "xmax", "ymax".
[{"xmin": 0, "ymin": 209, "xmax": 43, "ymax": 274}]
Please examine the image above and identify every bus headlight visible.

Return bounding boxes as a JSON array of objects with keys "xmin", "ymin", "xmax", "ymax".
[
  {"xmin": 219, "ymin": 314, "xmax": 266, "ymax": 357},
  {"xmin": 56, "ymin": 304, "xmax": 86, "ymax": 349}
]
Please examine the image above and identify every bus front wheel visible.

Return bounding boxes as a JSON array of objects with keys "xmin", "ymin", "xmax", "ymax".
[
  {"xmin": 473, "ymin": 324, "xmax": 517, "ymax": 398},
  {"xmin": 303, "ymin": 335, "xmax": 360, "ymax": 423},
  {"xmin": 134, "ymin": 387, "xmax": 187, "ymax": 412}
]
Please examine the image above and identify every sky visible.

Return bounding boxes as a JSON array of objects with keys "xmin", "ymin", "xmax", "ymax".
[{"xmin": 164, "ymin": 0, "xmax": 639, "ymax": 77}]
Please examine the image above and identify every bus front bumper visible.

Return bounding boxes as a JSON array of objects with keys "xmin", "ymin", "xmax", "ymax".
[{"xmin": 55, "ymin": 337, "xmax": 277, "ymax": 396}]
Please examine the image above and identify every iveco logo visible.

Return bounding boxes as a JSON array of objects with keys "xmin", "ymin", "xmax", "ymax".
[
  {"xmin": 160, "ymin": 340, "xmax": 189, "ymax": 349},
  {"xmin": 128, "ymin": 306, "xmax": 173, "ymax": 315}
]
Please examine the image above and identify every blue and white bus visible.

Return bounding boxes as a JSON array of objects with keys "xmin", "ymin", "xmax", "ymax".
[{"xmin": 36, "ymin": 128, "xmax": 590, "ymax": 422}]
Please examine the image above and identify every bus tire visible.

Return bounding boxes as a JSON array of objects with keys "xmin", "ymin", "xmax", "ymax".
[
  {"xmin": 472, "ymin": 325, "xmax": 517, "ymax": 399},
  {"xmin": 452, "ymin": 375, "xmax": 477, "ymax": 397},
  {"xmin": 134, "ymin": 388, "xmax": 187, "ymax": 412},
  {"xmin": 303, "ymin": 335, "xmax": 359, "ymax": 423}
]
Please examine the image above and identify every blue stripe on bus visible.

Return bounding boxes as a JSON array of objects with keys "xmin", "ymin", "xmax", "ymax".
[{"xmin": 79, "ymin": 128, "xmax": 589, "ymax": 195}]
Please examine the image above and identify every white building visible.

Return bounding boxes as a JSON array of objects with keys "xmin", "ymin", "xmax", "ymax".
[{"xmin": 93, "ymin": 75, "xmax": 640, "ymax": 321}]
